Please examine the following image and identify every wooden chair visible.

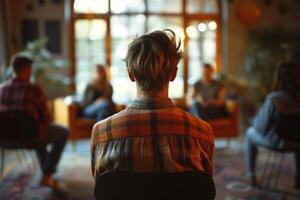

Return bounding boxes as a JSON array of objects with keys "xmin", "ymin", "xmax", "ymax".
[
  {"xmin": 0, "ymin": 111, "xmax": 39, "ymax": 178},
  {"xmin": 94, "ymin": 171, "xmax": 216, "ymax": 200},
  {"xmin": 53, "ymin": 96, "xmax": 126, "ymax": 150}
]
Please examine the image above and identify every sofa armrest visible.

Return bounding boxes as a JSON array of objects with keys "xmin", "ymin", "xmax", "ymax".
[
  {"xmin": 53, "ymin": 97, "xmax": 78, "ymax": 128},
  {"xmin": 207, "ymin": 100, "xmax": 240, "ymax": 138},
  {"xmin": 115, "ymin": 104, "xmax": 126, "ymax": 112},
  {"xmin": 225, "ymin": 100, "xmax": 239, "ymax": 121}
]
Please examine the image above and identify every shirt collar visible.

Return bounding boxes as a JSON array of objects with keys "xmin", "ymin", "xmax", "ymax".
[{"xmin": 128, "ymin": 98, "xmax": 176, "ymax": 109}]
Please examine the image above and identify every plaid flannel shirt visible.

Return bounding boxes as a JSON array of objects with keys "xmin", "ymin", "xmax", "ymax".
[
  {"xmin": 0, "ymin": 79, "xmax": 51, "ymax": 139},
  {"xmin": 91, "ymin": 98, "xmax": 214, "ymax": 178}
]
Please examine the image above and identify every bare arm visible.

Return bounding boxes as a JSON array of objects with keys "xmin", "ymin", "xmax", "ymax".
[
  {"xmin": 187, "ymin": 86, "xmax": 207, "ymax": 106},
  {"xmin": 186, "ymin": 86, "xmax": 195, "ymax": 106}
]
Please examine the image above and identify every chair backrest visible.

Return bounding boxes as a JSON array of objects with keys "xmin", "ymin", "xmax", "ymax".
[
  {"xmin": 0, "ymin": 110, "xmax": 39, "ymax": 148},
  {"xmin": 94, "ymin": 171, "xmax": 216, "ymax": 200},
  {"xmin": 276, "ymin": 113, "xmax": 300, "ymax": 141}
]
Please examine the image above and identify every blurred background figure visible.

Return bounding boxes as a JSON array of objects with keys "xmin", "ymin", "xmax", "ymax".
[
  {"xmin": 0, "ymin": 55, "xmax": 68, "ymax": 193},
  {"xmin": 80, "ymin": 64, "xmax": 115, "ymax": 121},
  {"xmin": 187, "ymin": 63, "xmax": 227, "ymax": 120},
  {"xmin": 244, "ymin": 62, "xmax": 300, "ymax": 189}
]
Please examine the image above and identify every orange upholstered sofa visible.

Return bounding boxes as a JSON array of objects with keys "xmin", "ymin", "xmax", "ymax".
[
  {"xmin": 53, "ymin": 96, "xmax": 125, "ymax": 150},
  {"xmin": 172, "ymin": 98, "xmax": 240, "ymax": 138},
  {"xmin": 54, "ymin": 97, "xmax": 239, "ymax": 150}
]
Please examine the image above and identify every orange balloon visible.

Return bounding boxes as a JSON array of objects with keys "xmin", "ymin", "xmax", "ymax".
[{"xmin": 235, "ymin": 1, "xmax": 262, "ymax": 27}]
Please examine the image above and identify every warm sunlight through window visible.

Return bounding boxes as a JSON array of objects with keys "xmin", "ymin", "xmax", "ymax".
[
  {"xmin": 111, "ymin": 0, "xmax": 145, "ymax": 13},
  {"xmin": 187, "ymin": 20, "xmax": 217, "ymax": 85},
  {"xmin": 72, "ymin": 0, "xmax": 221, "ymax": 104},
  {"xmin": 187, "ymin": 0, "xmax": 218, "ymax": 14},
  {"xmin": 75, "ymin": 20, "xmax": 106, "ymax": 95},
  {"xmin": 74, "ymin": 0, "xmax": 108, "ymax": 13}
]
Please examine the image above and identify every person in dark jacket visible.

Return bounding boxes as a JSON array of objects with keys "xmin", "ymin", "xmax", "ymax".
[
  {"xmin": 245, "ymin": 62, "xmax": 300, "ymax": 189},
  {"xmin": 81, "ymin": 64, "xmax": 115, "ymax": 121}
]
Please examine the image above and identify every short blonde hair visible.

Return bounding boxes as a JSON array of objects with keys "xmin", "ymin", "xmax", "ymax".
[{"xmin": 125, "ymin": 29, "xmax": 183, "ymax": 92}]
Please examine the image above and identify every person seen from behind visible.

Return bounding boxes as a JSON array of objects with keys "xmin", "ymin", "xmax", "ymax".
[
  {"xmin": 0, "ymin": 55, "xmax": 68, "ymax": 193},
  {"xmin": 90, "ymin": 29, "xmax": 215, "ymax": 179}
]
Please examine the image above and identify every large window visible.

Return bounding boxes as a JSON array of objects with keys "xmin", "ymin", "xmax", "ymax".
[
  {"xmin": 72, "ymin": 0, "xmax": 221, "ymax": 104},
  {"xmin": 187, "ymin": 20, "xmax": 217, "ymax": 84},
  {"xmin": 74, "ymin": 19, "xmax": 107, "ymax": 94}
]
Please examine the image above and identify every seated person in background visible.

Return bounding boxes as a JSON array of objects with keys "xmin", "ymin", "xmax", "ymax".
[
  {"xmin": 90, "ymin": 29, "xmax": 214, "ymax": 178},
  {"xmin": 245, "ymin": 62, "xmax": 300, "ymax": 189},
  {"xmin": 0, "ymin": 56, "xmax": 68, "ymax": 192},
  {"xmin": 187, "ymin": 63, "xmax": 227, "ymax": 120},
  {"xmin": 80, "ymin": 64, "xmax": 115, "ymax": 121}
]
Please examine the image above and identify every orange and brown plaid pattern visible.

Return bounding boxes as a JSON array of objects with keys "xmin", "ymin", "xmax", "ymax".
[
  {"xmin": 91, "ymin": 98, "xmax": 214, "ymax": 178},
  {"xmin": 0, "ymin": 79, "xmax": 51, "ymax": 139}
]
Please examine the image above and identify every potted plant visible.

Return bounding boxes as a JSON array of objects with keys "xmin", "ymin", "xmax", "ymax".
[
  {"xmin": 220, "ymin": 29, "xmax": 294, "ymax": 130},
  {"xmin": 5, "ymin": 37, "xmax": 72, "ymax": 100}
]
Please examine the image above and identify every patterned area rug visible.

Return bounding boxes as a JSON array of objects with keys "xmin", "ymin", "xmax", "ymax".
[
  {"xmin": 0, "ymin": 140, "xmax": 299, "ymax": 200},
  {"xmin": 214, "ymin": 148, "xmax": 300, "ymax": 200}
]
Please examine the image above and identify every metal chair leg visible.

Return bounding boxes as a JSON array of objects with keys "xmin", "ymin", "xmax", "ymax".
[
  {"xmin": 259, "ymin": 150, "xmax": 274, "ymax": 189},
  {"xmin": 72, "ymin": 141, "xmax": 77, "ymax": 152},
  {"xmin": 273, "ymin": 153, "xmax": 284, "ymax": 188},
  {"xmin": 27, "ymin": 150, "xmax": 38, "ymax": 174},
  {"xmin": 259, "ymin": 149, "xmax": 286, "ymax": 193},
  {"xmin": 226, "ymin": 139, "xmax": 231, "ymax": 148},
  {"xmin": 266, "ymin": 152, "xmax": 277, "ymax": 188},
  {"xmin": 16, "ymin": 150, "xmax": 39, "ymax": 174},
  {"xmin": 0, "ymin": 146, "xmax": 48, "ymax": 180},
  {"xmin": 16, "ymin": 149, "xmax": 24, "ymax": 166}
]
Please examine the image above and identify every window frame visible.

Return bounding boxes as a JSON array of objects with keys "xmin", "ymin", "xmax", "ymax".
[{"xmin": 69, "ymin": 0, "xmax": 222, "ymax": 97}]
